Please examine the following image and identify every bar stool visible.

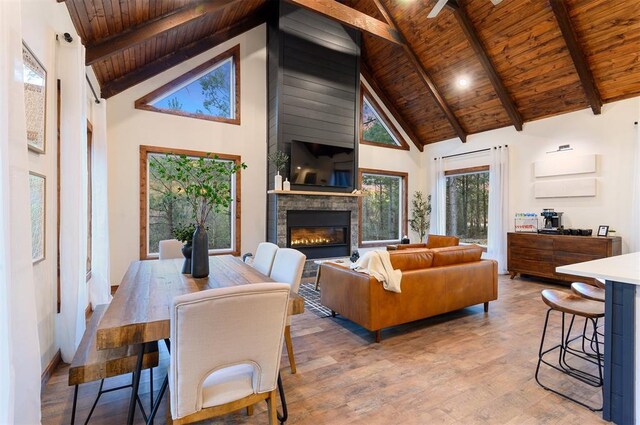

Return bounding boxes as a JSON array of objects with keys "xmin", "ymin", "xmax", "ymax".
[
  {"xmin": 571, "ymin": 281, "xmax": 605, "ymax": 356},
  {"xmin": 572, "ymin": 282, "xmax": 605, "ymax": 302},
  {"xmin": 535, "ymin": 289, "xmax": 605, "ymax": 411}
]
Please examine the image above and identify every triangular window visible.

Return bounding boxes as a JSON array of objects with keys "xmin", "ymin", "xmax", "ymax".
[
  {"xmin": 360, "ymin": 85, "xmax": 408, "ymax": 149},
  {"xmin": 135, "ymin": 45, "xmax": 240, "ymax": 125}
]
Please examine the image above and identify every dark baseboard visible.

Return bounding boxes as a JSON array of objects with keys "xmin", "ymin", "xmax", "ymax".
[{"xmin": 41, "ymin": 349, "xmax": 61, "ymax": 390}]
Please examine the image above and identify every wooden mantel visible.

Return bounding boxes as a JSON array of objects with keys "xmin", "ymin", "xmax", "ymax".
[{"xmin": 267, "ymin": 190, "xmax": 363, "ymax": 197}]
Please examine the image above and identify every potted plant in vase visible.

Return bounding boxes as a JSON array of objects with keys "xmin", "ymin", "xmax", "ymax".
[
  {"xmin": 409, "ymin": 191, "xmax": 431, "ymax": 243},
  {"xmin": 172, "ymin": 223, "xmax": 196, "ymax": 273},
  {"xmin": 150, "ymin": 153, "xmax": 246, "ymax": 278},
  {"xmin": 267, "ymin": 150, "xmax": 289, "ymax": 190}
]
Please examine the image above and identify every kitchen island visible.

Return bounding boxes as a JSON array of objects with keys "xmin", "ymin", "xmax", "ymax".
[{"xmin": 557, "ymin": 252, "xmax": 640, "ymax": 424}]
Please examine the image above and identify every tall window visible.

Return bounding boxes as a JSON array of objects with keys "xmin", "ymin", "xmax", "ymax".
[
  {"xmin": 139, "ymin": 146, "xmax": 242, "ymax": 259},
  {"xmin": 445, "ymin": 167, "xmax": 490, "ymax": 245},
  {"xmin": 360, "ymin": 85, "xmax": 409, "ymax": 150},
  {"xmin": 135, "ymin": 45, "xmax": 240, "ymax": 125},
  {"xmin": 359, "ymin": 169, "xmax": 408, "ymax": 245}
]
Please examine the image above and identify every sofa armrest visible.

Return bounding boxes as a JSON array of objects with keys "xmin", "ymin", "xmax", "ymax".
[{"xmin": 318, "ymin": 263, "xmax": 375, "ymax": 330}]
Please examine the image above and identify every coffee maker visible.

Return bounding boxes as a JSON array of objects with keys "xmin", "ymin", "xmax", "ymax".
[{"xmin": 539, "ymin": 209, "xmax": 563, "ymax": 234}]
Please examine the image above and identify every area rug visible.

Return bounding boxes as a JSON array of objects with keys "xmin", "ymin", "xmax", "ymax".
[{"xmin": 298, "ymin": 282, "xmax": 332, "ymax": 318}]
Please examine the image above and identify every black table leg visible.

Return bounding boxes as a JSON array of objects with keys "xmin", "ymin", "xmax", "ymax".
[{"xmin": 127, "ymin": 342, "xmax": 147, "ymax": 425}]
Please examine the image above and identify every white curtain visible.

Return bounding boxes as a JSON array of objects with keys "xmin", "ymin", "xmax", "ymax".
[
  {"xmin": 430, "ymin": 157, "xmax": 446, "ymax": 235},
  {"xmin": 88, "ymin": 97, "xmax": 111, "ymax": 306},
  {"xmin": 0, "ymin": 0, "xmax": 43, "ymax": 422},
  {"xmin": 631, "ymin": 117, "xmax": 640, "ymax": 252},
  {"xmin": 487, "ymin": 146, "xmax": 509, "ymax": 274},
  {"xmin": 56, "ymin": 36, "xmax": 88, "ymax": 363}
]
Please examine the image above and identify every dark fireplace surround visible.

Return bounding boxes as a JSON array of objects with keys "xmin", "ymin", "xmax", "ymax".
[{"xmin": 287, "ymin": 210, "xmax": 350, "ymax": 259}]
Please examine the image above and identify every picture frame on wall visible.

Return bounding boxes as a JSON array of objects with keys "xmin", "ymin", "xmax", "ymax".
[
  {"xmin": 29, "ymin": 172, "xmax": 46, "ymax": 263},
  {"xmin": 597, "ymin": 225, "xmax": 609, "ymax": 237},
  {"xmin": 23, "ymin": 42, "xmax": 47, "ymax": 154}
]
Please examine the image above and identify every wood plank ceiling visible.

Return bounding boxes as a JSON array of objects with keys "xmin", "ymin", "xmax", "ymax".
[{"xmin": 63, "ymin": 0, "xmax": 640, "ymax": 146}]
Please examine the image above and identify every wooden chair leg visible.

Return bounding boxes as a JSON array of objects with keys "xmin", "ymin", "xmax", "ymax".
[
  {"xmin": 284, "ymin": 325, "xmax": 297, "ymax": 374},
  {"xmin": 246, "ymin": 405, "xmax": 254, "ymax": 416},
  {"xmin": 266, "ymin": 390, "xmax": 278, "ymax": 425}
]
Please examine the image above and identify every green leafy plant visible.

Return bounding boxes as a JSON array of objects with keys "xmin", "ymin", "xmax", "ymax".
[
  {"xmin": 267, "ymin": 150, "xmax": 289, "ymax": 173},
  {"xmin": 172, "ymin": 223, "xmax": 196, "ymax": 244},
  {"xmin": 409, "ymin": 191, "xmax": 431, "ymax": 243},
  {"xmin": 150, "ymin": 153, "xmax": 246, "ymax": 228}
]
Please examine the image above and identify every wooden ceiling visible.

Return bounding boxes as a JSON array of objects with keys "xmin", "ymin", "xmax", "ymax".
[{"xmin": 63, "ymin": 0, "xmax": 640, "ymax": 145}]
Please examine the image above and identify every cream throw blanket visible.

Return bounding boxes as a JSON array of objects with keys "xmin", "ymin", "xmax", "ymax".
[{"xmin": 350, "ymin": 250, "xmax": 402, "ymax": 293}]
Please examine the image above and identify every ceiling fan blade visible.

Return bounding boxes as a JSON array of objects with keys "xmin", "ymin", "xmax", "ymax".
[
  {"xmin": 427, "ymin": 0, "xmax": 449, "ymax": 18},
  {"xmin": 490, "ymin": 0, "xmax": 504, "ymax": 4}
]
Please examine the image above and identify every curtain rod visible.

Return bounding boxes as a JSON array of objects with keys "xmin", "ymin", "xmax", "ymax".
[
  {"xmin": 85, "ymin": 74, "xmax": 100, "ymax": 104},
  {"xmin": 434, "ymin": 145, "xmax": 508, "ymax": 160}
]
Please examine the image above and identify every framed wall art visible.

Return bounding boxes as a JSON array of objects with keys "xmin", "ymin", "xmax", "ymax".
[
  {"xmin": 23, "ymin": 42, "xmax": 47, "ymax": 154},
  {"xmin": 29, "ymin": 172, "xmax": 46, "ymax": 263}
]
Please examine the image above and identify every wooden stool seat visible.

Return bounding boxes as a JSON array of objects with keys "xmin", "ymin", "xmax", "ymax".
[
  {"xmin": 541, "ymin": 289, "xmax": 604, "ymax": 319},
  {"xmin": 571, "ymin": 282, "xmax": 605, "ymax": 302},
  {"xmin": 69, "ymin": 304, "xmax": 159, "ymax": 386}
]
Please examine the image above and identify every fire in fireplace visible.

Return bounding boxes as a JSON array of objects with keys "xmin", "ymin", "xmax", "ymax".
[
  {"xmin": 290, "ymin": 227, "xmax": 346, "ymax": 248},
  {"xmin": 287, "ymin": 210, "xmax": 350, "ymax": 259}
]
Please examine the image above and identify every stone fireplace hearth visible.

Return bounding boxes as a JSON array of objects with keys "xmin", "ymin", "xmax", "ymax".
[{"xmin": 268, "ymin": 191, "xmax": 359, "ymax": 278}]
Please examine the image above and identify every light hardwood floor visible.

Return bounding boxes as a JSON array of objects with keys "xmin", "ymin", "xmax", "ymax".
[{"xmin": 41, "ymin": 275, "xmax": 607, "ymax": 424}]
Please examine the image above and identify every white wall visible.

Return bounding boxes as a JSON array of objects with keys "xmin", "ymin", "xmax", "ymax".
[
  {"xmin": 107, "ymin": 26, "xmax": 269, "ymax": 284},
  {"xmin": 22, "ymin": 0, "xmax": 62, "ymax": 371},
  {"xmin": 424, "ymin": 97, "xmax": 640, "ymax": 254}
]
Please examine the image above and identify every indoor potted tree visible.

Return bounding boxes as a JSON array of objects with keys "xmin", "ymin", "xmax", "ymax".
[
  {"xmin": 409, "ymin": 191, "xmax": 431, "ymax": 244},
  {"xmin": 150, "ymin": 153, "xmax": 246, "ymax": 278}
]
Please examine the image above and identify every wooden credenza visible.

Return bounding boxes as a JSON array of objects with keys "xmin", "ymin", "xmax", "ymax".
[{"xmin": 507, "ymin": 232, "xmax": 622, "ymax": 284}]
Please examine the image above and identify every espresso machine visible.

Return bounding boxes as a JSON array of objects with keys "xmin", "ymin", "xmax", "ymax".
[{"xmin": 539, "ymin": 209, "xmax": 563, "ymax": 234}]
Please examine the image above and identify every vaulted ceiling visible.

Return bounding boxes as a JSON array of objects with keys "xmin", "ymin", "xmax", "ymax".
[{"xmin": 62, "ymin": 0, "xmax": 640, "ymax": 146}]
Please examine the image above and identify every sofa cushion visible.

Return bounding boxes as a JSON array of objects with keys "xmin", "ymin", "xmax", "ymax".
[
  {"xmin": 431, "ymin": 245, "xmax": 483, "ymax": 267},
  {"xmin": 388, "ymin": 250, "xmax": 434, "ymax": 271},
  {"xmin": 426, "ymin": 234, "xmax": 460, "ymax": 248}
]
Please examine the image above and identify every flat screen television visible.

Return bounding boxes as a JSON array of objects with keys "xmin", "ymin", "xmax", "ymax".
[{"xmin": 289, "ymin": 140, "xmax": 355, "ymax": 189}]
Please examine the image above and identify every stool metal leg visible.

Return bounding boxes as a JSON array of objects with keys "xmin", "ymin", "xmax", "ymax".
[{"xmin": 535, "ymin": 309, "xmax": 604, "ymax": 412}]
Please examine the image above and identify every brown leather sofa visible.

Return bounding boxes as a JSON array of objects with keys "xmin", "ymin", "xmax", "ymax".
[
  {"xmin": 318, "ymin": 245, "xmax": 497, "ymax": 342},
  {"xmin": 386, "ymin": 234, "xmax": 460, "ymax": 250}
]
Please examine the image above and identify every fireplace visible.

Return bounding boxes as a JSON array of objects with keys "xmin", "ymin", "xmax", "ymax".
[{"xmin": 287, "ymin": 210, "xmax": 350, "ymax": 259}]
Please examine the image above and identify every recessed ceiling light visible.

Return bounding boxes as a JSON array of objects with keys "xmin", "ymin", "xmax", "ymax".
[{"xmin": 457, "ymin": 77, "xmax": 470, "ymax": 88}]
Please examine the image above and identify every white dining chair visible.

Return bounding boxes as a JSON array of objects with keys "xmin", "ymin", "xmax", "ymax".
[
  {"xmin": 249, "ymin": 242, "xmax": 279, "ymax": 276},
  {"xmin": 159, "ymin": 239, "xmax": 183, "ymax": 260},
  {"xmin": 269, "ymin": 248, "xmax": 306, "ymax": 374},
  {"xmin": 168, "ymin": 283, "xmax": 290, "ymax": 425}
]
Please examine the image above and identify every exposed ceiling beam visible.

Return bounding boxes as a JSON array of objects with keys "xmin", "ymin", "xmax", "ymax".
[
  {"xmin": 549, "ymin": 0, "xmax": 602, "ymax": 115},
  {"xmin": 99, "ymin": 11, "xmax": 265, "ymax": 99},
  {"xmin": 284, "ymin": 0, "xmax": 403, "ymax": 46},
  {"xmin": 85, "ymin": 0, "xmax": 237, "ymax": 66},
  {"xmin": 371, "ymin": 0, "xmax": 467, "ymax": 143},
  {"xmin": 446, "ymin": 0, "xmax": 523, "ymax": 131},
  {"xmin": 361, "ymin": 63, "xmax": 424, "ymax": 152}
]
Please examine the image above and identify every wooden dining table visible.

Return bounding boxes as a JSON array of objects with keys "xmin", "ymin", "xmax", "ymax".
[{"xmin": 96, "ymin": 255, "xmax": 305, "ymax": 424}]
